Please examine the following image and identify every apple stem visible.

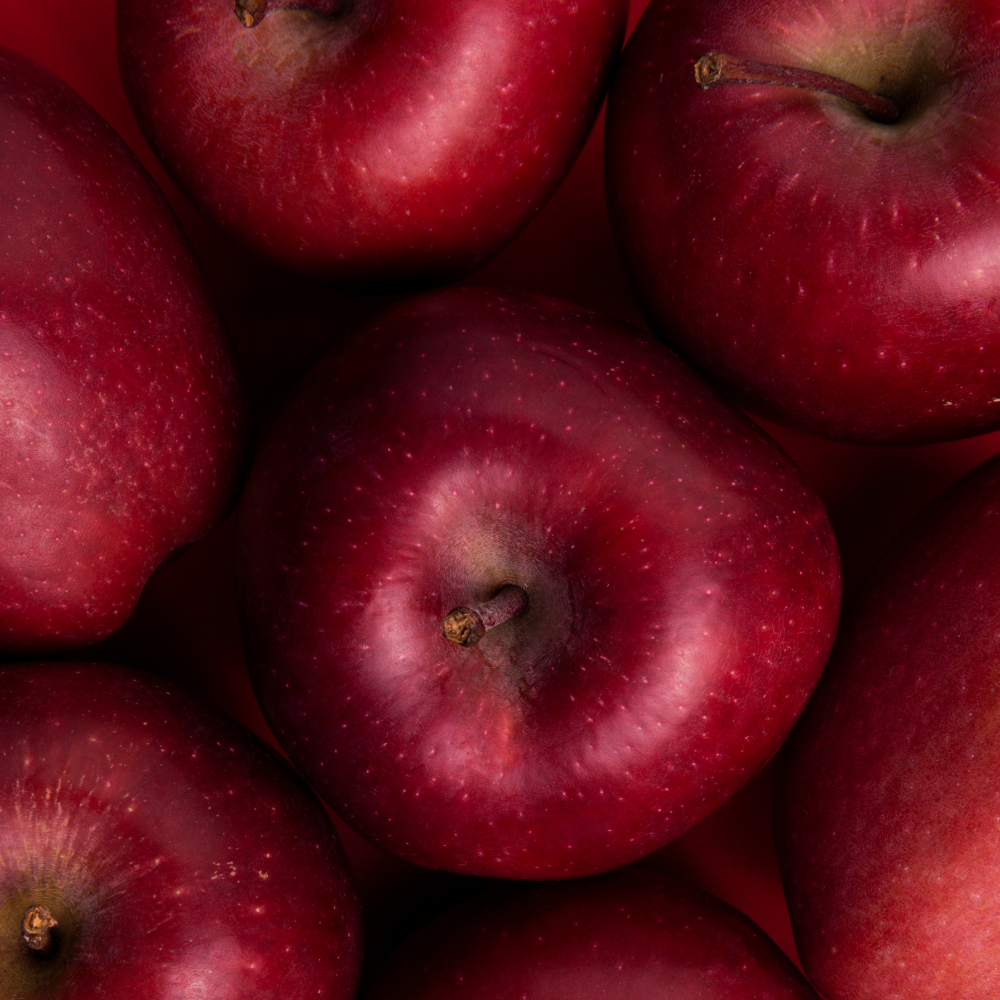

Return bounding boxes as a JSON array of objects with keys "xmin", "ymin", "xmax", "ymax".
[
  {"xmin": 443, "ymin": 584, "xmax": 528, "ymax": 647},
  {"xmin": 694, "ymin": 52, "xmax": 900, "ymax": 124},
  {"xmin": 22, "ymin": 906, "xmax": 58, "ymax": 954},
  {"xmin": 233, "ymin": 0, "xmax": 347, "ymax": 28}
]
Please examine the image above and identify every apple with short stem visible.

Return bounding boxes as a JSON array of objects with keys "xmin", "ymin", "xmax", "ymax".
[
  {"xmin": 364, "ymin": 867, "xmax": 820, "ymax": 999},
  {"xmin": 0, "ymin": 660, "xmax": 362, "ymax": 999},
  {"xmin": 0, "ymin": 44, "xmax": 249, "ymax": 655},
  {"xmin": 235, "ymin": 285, "xmax": 841, "ymax": 879},
  {"xmin": 605, "ymin": 0, "xmax": 1000, "ymax": 444},
  {"xmin": 776, "ymin": 450, "xmax": 1000, "ymax": 999},
  {"xmin": 115, "ymin": 0, "xmax": 628, "ymax": 289}
]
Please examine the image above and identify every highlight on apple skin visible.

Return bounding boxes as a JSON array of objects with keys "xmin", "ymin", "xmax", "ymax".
[
  {"xmin": 116, "ymin": 0, "xmax": 629, "ymax": 289},
  {"xmin": 235, "ymin": 284, "xmax": 842, "ymax": 880},
  {"xmin": 0, "ymin": 44, "xmax": 249, "ymax": 655},
  {"xmin": 605, "ymin": 0, "xmax": 1000, "ymax": 445},
  {"xmin": 776, "ymin": 451, "xmax": 1000, "ymax": 1000},
  {"xmin": 364, "ymin": 867, "xmax": 821, "ymax": 1000},
  {"xmin": 0, "ymin": 660, "xmax": 362, "ymax": 1000}
]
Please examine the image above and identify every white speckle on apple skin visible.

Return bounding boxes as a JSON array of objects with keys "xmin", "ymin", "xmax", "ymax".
[
  {"xmin": 606, "ymin": 0, "xmax": 1000, "ymax": 443},
  {"xmin": 778, "ymin": 451, "xmax": 1000, "ymax": 1000},
  {"xmin": 238, "ymin": 286, "xmax": 841, "ymax": 879},
  {"xmin": 117, "ymin": 0, "xmax": 628, "ymax": 288},
  {"xmin": 0, "ymin": 48, "xmax": 248, "ymax": 654},
  {"xmin": 0, "ymin": 662, "xmax": 361, "ymax": 999}
]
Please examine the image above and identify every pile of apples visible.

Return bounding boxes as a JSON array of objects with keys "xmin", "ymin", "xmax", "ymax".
[{"xmin": 6, "ymin": 0, "xmax": 1000, "ymax": 997}]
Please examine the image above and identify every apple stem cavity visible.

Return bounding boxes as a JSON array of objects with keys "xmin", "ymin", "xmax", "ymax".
[
  {"xmin": 694, "ymin": 52, "xmax": 901, "ymax": 125},
  {"xmin": 443, "ymin": 584, "xmax": 529, "ymax": 648},
  {"xmin": 21, "ymin": 905, "xmax": 58, "ymax": 954},
  {"xmin": 233, "ymin": 0, "xmax": 348, "ymax": 28}
]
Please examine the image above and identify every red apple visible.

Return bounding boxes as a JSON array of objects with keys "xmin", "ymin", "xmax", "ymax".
[
  {"xmin": 115, "ymin": 0, "xmax": 628, "ymax": 289},
  {"xmin": 775, "ymin": 451, "xmax": 1000, "ymax": 999},
  {"xmin": 0, "ymin": 660, "xmax": 362, "ymax": 999},
  {"xmin": 0, "ymin": 44, "xmax": 248, "ymax": 655},
  {"xmin": 604, "ymin": 0, "xmax": 1000, "ymax": 444},
  {"xmin": 235, "ymin": 285, "xmax": 841, "ymax": 879},
  {"xmin": 365, "ymin": 867, "xmax": 820, "ymax": 999}
]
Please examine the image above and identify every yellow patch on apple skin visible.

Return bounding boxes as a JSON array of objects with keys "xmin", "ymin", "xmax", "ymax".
[
  {"xmin": 230, "ymin": 8, "xmax": 368, "ymax": 79},
  {"xmin": 775, "ymin": 0, "xmax": 963, "ymax": 134},
  {"xmin": 0, "ymin": 778, "xmax": 162, "ymax": 912}
]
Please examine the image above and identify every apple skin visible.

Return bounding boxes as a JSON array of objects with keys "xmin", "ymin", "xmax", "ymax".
[
  {"xmin": 0, "ymin": 660, "xmax": 362, "ymax": 1000},
  {"xmin": 364, "ymin": 867, "xmax": 819, "ymax": 1000},
  {"xmin": 0, "ymin": 45, "xmax": 249, "ymax": 654},
  {"xmin": 775, "ymin": 451, "xmax": 1000, "ymax": 999},
  {"xmin": 604, "ymin": 0, "xmax": 1000, "ymax": 445},
  {"xmin": 115, "ymin": 0, "xmax": 628, "ymax": 289},
  {"xmin": 236, "ymin": 285, "xmax": 841, "ymax": 879}
]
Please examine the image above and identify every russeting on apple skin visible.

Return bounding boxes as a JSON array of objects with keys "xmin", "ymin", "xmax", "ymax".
[
  {"xmin": 0, "ymin": 661, "xmax": 362, "ymax": 1000},
  {"xmin": 605, "ymin": 0, "xmax": 1000, "ymax": 445},
  {"xmin": 115, "ymin": 0, "xmax": 628, "ymax": 289},
  {"xmin": 236, "ymin": 285, "xmax": 841, "ymax": 879},
  {"xmin": 364, "ymin": 868, "xmax": 820, "ymax": 1000},
  {"xmin": 776, "ymin": 451, "xmax": 1000, "ymax": 1000},
  {"xmin": 0, "ymin": 45, "xmax": 248, "ymax": 654}
]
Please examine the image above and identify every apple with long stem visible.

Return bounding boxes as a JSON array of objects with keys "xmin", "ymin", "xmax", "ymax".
[
  {"xmin": 365, "ymin": 868, "xmax": 820, "ymax": 999},
  {"xmin": 0, "ymin": 44, "xmax": 248, "ymax": 655},
  {"xmin": 776, "ymin": 450, "xmax": 1000, "ymax": 1000},
  {"xmin": 115, "ymin": 0, "xmax": 628, "ymax": 289},
  {"xmin": 235, "ymin": 285, "xmax": 841, "ymax": 880},
  {"xmin": 605, "ymin": 0, "xmax": 1000, "ymax": 444},
  {"xmin": 0, "ymin": 660, "xmax": 362, "ymax": 999}
]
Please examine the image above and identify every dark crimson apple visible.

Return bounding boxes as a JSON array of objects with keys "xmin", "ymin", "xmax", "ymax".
[
  {"xmin": 0, "ymin": 660, "xmax": 361, "ymax": 999},
  {"xmin": 115, "ymin": 0, "xmax": 628, "ymax": 289},
  {"xmin": 605, "ymin": 0, "xmax": 1000, "ymax": 444},
  {"xmin": 365, "ymin": 867, "xmax": 819, "ymax": 999},
  {"xmin": 0, "ymin": 45, "xmax": 248, "ymax": 655},
  {"xmin": 236, "ymin": 285, "xmax": 841, "ymax": 879},
  {"xmin": 775, "ymin": 451, "xmax": 1000, "ymax": 999}
]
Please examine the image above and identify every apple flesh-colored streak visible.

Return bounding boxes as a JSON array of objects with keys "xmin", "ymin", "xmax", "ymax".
[{"xmin": 237, "ymin": 286, "xmax": 842, "ymax": 879}]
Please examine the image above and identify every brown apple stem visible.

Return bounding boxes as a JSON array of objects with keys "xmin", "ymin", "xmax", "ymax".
[
  {"xmin": 234, "ymin": 0, "xmax": 347, "ymax": 28},
  {"xmin": 443, "ymin": 584, "xmax": 528, "ymax": 647},
  {"xmin": 22, "ymin": 906, "xmax": 58, "ymax": 954},
  {"xmin": 694, "ymin": 52, "xmax": 900, "ymax": 124}
]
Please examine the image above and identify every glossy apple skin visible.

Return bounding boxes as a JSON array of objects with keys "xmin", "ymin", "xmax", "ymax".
[
  {"xmin": 0, "ymin": 45, "xmax": 248, "ymax": 654},
  {"xmin": 116, "ymin": 0, "xmax": 628, "ymax": 289},
  {"xmin": 0, "ymin": 661, "xmax": 361, "ymax": 1000},
  {"xmin": 775, "ymin": 452, "xmax": 1000, "ymax": 999},
  {"xmin": 236, "ymin": 285, "xmax": 841, "ymax": 879},
  {"xmin": 605, "ymin": 0, "xmax": 1000, "ymax": 444},
  {"xmin": 365, "ymin": 868, "xmax": 819, "ymax": 999}
]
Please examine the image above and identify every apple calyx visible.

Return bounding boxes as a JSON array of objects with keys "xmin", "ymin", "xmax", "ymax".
[
  {"xmin": 694, "ymin": 52, "xmax": 900, "ymax": 124},
  {"xmin": 443, "ymin": 584, "xmax": 528, "ymax": 648},
  {"xmin": 21, "ymin": 906, "xmax": 58, "ymax": 955},
  {"xmin": 233, "ymin": 0, "xmax": 348, "ymax": 28}
]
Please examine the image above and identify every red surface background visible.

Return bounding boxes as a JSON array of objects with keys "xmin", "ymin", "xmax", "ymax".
[{"xmin": 8, "ymin": 0, "xmax": 1000, "ymax": 983}]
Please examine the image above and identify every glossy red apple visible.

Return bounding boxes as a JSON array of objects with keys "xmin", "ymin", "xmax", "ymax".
[
  {"xmin": 0, "ymin": 660, "xmax": 361, "ymax": 999},
  {"xmin": 115, "ymin": 0, "xmax": 628, "ymax": 289},
  {"xmin": 0, "ymin": 44, "xmax": 248, "ymax": 655},
  {"xmin": 605, "ymin": 0, "xmax": 1000, "ymax": 444},
  {"xmin": 235, "ymin": 285, "xmax": 841, "ymax": 879},
  {"xmin": 365, "ymin": 867, "xmax": 819, "ymax": 999},
  {"xmin": 775, "ymin": 451, "xmax": 1000, "ymax": 999}
]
